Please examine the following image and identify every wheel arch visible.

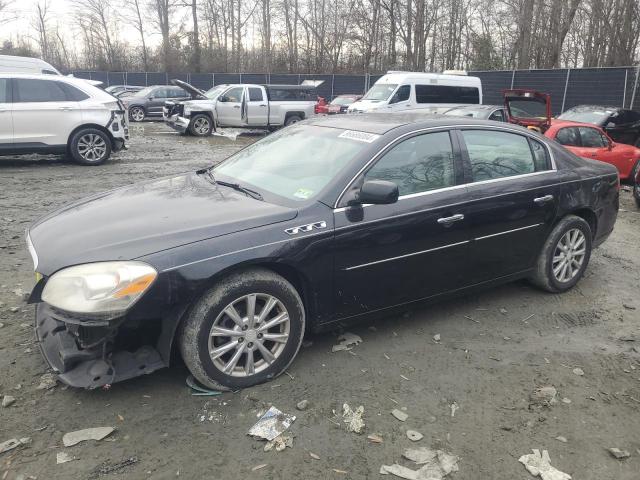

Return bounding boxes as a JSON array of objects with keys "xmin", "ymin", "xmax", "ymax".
[
  {"xmin": 66, "ymin": 124, "xmax": 116, "ymax": 150},
  {"xmin": 284, "ymin": 111, "xmax": 305, "ymax": 123},
  {"xmin": 567, "ymin": 207, "xmax": 597, "ymax": 239}
]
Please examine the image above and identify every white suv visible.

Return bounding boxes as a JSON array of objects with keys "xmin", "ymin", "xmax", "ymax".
[{"xmin": 0, "ymin": 74, "xmax": 128, "ymax": 165}]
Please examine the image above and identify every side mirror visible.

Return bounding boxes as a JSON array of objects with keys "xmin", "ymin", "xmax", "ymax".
[
  {"xmin": 359, "ymin": 180, "xmax": 399, "ymax": 205},
  {"xmin": 219, "ymin": 96, "xmax": 228, "ymax": 103},
  {"xmin": 148, "ymin": 96, "xmax": 154, "ymax": 101}
]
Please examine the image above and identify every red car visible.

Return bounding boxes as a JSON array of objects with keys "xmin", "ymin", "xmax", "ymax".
[{"xmin": 316, "ymin": 94, "xmax": 362, "ymax": 114}]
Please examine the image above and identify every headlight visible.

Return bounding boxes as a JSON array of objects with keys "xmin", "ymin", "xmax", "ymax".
[
  {"xmin": 26, "ymin": 231, "xmax": 38, "ymax": 271},
  {"xmin": 42, "ymin": 261, "xmax": 157, "ymax": 316},
  {"xmin": 183, "ymin": 106, "xmax": 191, "ymax": 116}
]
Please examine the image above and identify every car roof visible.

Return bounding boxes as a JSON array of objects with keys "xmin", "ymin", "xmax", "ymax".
[
  {"xmin": 564, "ymin": 104, "xmax": 621, "ymax": 112},
  {"xmin": 305, "ymin": 113, "xmax": 527, "ymax": 135},
  {"xmin": 0, "ymin": 73, "xmax": 93, "ymax": 87},
  {"xmin": 447, "ymin": 104, "xmax": 501, "ymax": 111}
]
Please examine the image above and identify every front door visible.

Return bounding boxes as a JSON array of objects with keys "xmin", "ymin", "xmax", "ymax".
[
  {"xmin": 0, "ymin": 78, "xmax": 12, "ymax": 145},
  {"xmin": 246, "ymin": 87, "xmax": 268, "ymax": 126},
  {"xmin": 457, "ymin": 128, "xmax": 564, "ymax": 283},
  {"xmin": 333, "ymin": 130, "xmax": 471, "ymax": 319},
  {"xmin": 215, "ymin": 86, "xmax": 245, "ymax": 127},
  {"xmin": 384, "ymin": 84, "xmax": 412, "ymax": 112},
  {"xmin": 11, "ymin": 78, "xmax": 82, "ymax": 147}
]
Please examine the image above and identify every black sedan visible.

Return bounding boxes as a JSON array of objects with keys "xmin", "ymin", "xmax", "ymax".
[
  {"xmin": 558, "ymin": 105, "xmax": 640, "ymax": 147},
  {"xmin": 26, "ymin": 115, "xmax": 619, "ymax": 390}
]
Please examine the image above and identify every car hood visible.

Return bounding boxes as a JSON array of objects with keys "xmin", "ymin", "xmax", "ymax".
[
  {"xmin": 347, "ymin": 100, "xmax": 385, "ymax": 112},
  {"xmin": 28, "ymin": 172, "xmax": 298, "ymax": 275},
  {"xmin": 171, "ymin": 79, "xmax": 206, "ymax": 99}
]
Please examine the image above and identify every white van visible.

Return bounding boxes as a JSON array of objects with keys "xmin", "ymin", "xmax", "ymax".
[
  {"xmin": 348, "ymin": 71, "xmax": 482, "ymax": 113},
  {"xmin": 0, "ymin": 55, "xmax": 62, "ymax": 75}
]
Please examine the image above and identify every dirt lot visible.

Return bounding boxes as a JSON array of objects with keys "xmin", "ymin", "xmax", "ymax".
[{"xmin": 1, "ymin": 122, "xmax": 639, "ymax": 480}]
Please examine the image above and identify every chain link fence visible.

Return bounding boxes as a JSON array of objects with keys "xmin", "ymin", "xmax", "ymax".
[{"xmin": 72, "ymin": 67, "xmax": 640, "ymax": 114}]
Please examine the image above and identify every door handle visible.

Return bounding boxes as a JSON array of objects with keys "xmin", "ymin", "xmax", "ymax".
[
  {"xmin": 437, "ymin": 214, "xmax": 465, "ymax": 225},
  {"xmin": 233, "ymin": 105, "xmax": 240, "ymax": 109},
  {"xmin": 259, "ymin": 104, "xmax": 267, "ymax": 107},
  {"xmin": 59, "ymin": 107, "xmax": 72, "ymax": 111},
  {"xmin": 533, "ymin": 195, "xmax": 554, "ymax": 205}
]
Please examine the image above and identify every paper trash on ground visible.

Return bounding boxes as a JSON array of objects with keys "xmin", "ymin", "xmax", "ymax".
[
  {"xmin": 248, "ymin": 406, "xmax": 296, "ymax": 441},
  {"xmin": 62, "ymin": 427, "xmax": 115, "ymax": 447},
  {"xmin": 518, "ymin": 449, "xmax": 571, "ymax": 480}
]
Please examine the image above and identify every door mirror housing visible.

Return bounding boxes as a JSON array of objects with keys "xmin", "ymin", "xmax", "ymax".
[
  {"xmin": 219, "ymin": 95, "xmax": 229, "ymax": 103},
  {"xmin": 359, "ymin": 180, "xmax": 399, "ymax": 205}
]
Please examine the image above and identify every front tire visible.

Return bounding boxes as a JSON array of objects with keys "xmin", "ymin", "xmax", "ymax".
[
  {"xmin": 530, "ymin": 215, "xmax": 592, "ymax": 293},
  {"xmin": 179, "ymin": 268, "xmax": 305, "ymax": 390},
  {"xmin": 69, "ymin": 128, "xmax": 112, "ymax": 165},
  {"xmin": 188, "ymin": 114, "xmax": 213, "ymax": 136},
  {"xmin": 129, "ymin": 106, "xmax": 145, "ymax": 122}
]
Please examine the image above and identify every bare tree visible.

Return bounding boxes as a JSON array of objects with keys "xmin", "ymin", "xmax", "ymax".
[{"xmin": 123, "ymin": 0, "xmax": 150, "ymax": 70}]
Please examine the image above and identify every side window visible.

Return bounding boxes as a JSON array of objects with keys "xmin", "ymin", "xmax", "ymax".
[
  {"xmin": 530, "ymin": 139, "xmax": 550, "ymax": 171},
  {"xmin": 364, "ymin": 131, "xmax": 456, "ymax": 196},
  {"xmin": 172, "ymin": 88, "xmax": 188, "ymax": 98},
  {"xmin": 0, "ymin": 79, "xmax": 9, "ymax": 103},
  {"xmin": 60, "ymin": 83, "xmax": 89, "ymax": 101},
  {"xmin": 389, "ymin": 85, "xmax": 410, "ymax": 104},
  {"xmin": 249, "ymin": 87, "xmax": 264, "ymax": 102},
  {"xmin": 151, "ymin": 88, "xmax": 165, "ymax": 98},
  {"xmin": 488, "ymin": 109, "xmax": 505, "ymax": 122},
  {"xmin": 555, "ymin": 127, "xmax": 580, "ymax": 146},
  {"xmin": 415, "ymin": 85, "xmax": 480, "ymax": 104},
  {"xmin": 223, "ymin": 87, "xmax": 244, "ymax": 102},
  {"xmin": 41, "ymin": 69, "xmax": 58, "ymax": 75},
  {"xmin": 578, "ymin": 127, "xmax": 607, "ymax": 148},
  {"xmin": 15, "ymin": 79, "xmax": 69, "ymax": 102},
  {"xmin": 462, "ymin": 130, "xmax": 539, "ymax": 182}
]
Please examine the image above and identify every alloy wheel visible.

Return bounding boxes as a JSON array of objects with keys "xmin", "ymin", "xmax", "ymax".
[
  {"xmin": 130, "ymin": 107, "xmax": 144, "ymax": 122},
  {"xmin": 552, "ymin": 228, "xmax": 586, "ymax": 282},
  {"xmin": 77, "ymin": 134, "xmax": 107, "ymax": 162},
  {"xmin": 207, "ymin": 293, "xmax": 290, "ymax": 377},
  {"xmin": 193, "ymin": 117, "xmax": 211, "ymax": 135}
]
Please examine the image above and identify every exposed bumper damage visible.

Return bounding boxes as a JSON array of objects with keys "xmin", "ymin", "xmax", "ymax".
[
  {"xmin": 35, "ymin": 303, "xmax": 164, "ymax": 389},
  {"xmin": 164, "ymin": 113, "xmax": 190, "ymax": 133}
]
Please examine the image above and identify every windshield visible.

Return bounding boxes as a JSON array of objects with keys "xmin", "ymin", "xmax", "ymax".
[
  {"xmin": 362, "ymin": 84, "xmax": 398, "ymax": 101},
  {"xmin": 557, "ymin": 109, "xmax": 612, "ymax": 126},
  {"xmin": 205, "ymin": 85, "xmax": 226, "ymax": 100},
  {"xmin": 213, "ymin": 125, "xmax": 371, "ymax": 201},
  {"xmin": 445, "ymin": 107, "xmax": 485, "ymax": 118},
  {"xmin": 508, "ymin": 100, "xmax": 547, "ymax": 118},
  {"xmin": 331, "ymin": 96, "xmax": 357, "ymax": 106}
]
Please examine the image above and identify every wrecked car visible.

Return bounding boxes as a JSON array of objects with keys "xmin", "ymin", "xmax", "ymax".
[
  {"xmin": 27, "ymin": 114, "xmax": 619, "ymax": 390},
  {"xmin": 504, "ymin": 89, "xmax": 552, "ymax": 133}
]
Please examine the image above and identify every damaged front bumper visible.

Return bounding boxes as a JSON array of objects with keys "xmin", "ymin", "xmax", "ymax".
[
  {"xmin": 35, "ymin": 303, "xmax": 164, "ymax": 389},
  {"xmin": 163, "ymin": 113, "xmax": 190, "ymax": 134}
]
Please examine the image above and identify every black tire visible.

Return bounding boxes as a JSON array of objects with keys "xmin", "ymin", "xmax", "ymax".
[
  {"xmin": 188, "ymin": 114, "xmax": 213, "ymax": 137},
  {"xmin": 529, "ymin": 215, "xmax": 592, "ymax": 293},
  {"xmin": 634, "ymin": 184, "xmax": 640, "ymax": 209},
  {"xmin": 284, "ymin": 115, "xmax": 302, "ymax": 126},
  {"xmin": 179, "ymin": 268, "xmax": 306, "ymax": 390},
  {"xmin": 68, "ymin": 128, "xmax": 112, "ymax": 166},
  {"xmin": 631, "ymin": 161, "xmax": 640, "ymax": 209},
  {"xmin": 129, "ymin": 106, "xmax": 145, "ymax": 122}
]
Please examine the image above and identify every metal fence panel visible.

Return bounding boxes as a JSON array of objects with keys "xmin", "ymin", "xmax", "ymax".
[
  {"xmin": 241, "ymin": 73, "xmax": 268, "ymax": 84},
  {"xmin": 107, "ymin": 72, "xmax": 125, "ymax": 87},
  {"xmin": 71, "ymin": 71, "xmax": 93, "ymax": 80},
  {"xmin": 564, "ymin": 68, "xmax": 628, "ymax": 111},
  {"xmin": 189, "ymin": 73, "xmax": 214, "ymax": 90},
  {"xmin": 214, "ymin": 73, "xmax": 240, "ymax": 85},
  {"xmin": 332, "ymin": 75, "xmax": 367, "ymax": 98},
  {"xmin": 269, "ymin": 74, "xmax": 299, "ymax": 85},
  {"xmin": 469, "ymin": 71, "xmax": 513, "ymax": 105},
  {"xmin": 126, "ymin": 73, "xmax": 146, "ymax": 86},
  {"xmin": 146, "ymin": 72, "xmax": 167, "ymax": 85}
]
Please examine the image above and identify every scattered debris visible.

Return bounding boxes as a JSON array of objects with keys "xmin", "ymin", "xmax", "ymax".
[
  {"xmin": 380, "ymin": 447, "xmax": 459, "ymax": 479},
  {"xmin": 555, "ymin": 436, "xmax": 568, "ymax": 443},
  {"xmin": 252, "ymin": 464, "xmax": 268, "ymax": 471},
  {"xmin": 332, "ymin": 469, "xmax": 348, "ymax": 474},
  {"xmin": 248, "ymin": 406, "xmax": 296, "ymax": 441},
  {"xmin": 450, "ymin": 402, "xmax": 459, "ymax": 417},
  {"xmin": 264, "ymin": 435, "xmax": 293, "ymax": 452},
  {"xmin": 530, "ymin": 386, "xmax": 558, "ymax": 407},
  {"xmin": 2, "ymin": 395, "xmax": 16, "ymax": 408},
  {"xmin": 608, "ymin": 448, "xmax": 630, "ymax": 459},
  {"xmin": 391, "ymin": 409, "xmax": 409, "ymax": 422},
  {"xmin": 10, "ymin": 306, "xmax": 19, "ymax": 313},
  {"xmin": 309, "ymin": 452, "xmax": 320, "ymax": 460},
  {"xmin": 342, "ymin": 403, "xmax": 365, "ymax": 434},
  {"xmin": 433, "ymin": 334, "xmax": 441, "ymax": 342},
  {"xmin": 518, "ymin": 449, "xmax": 571, "ymax": 480},
  {"xmin": 296, "ymin": 399, "xmax": 309, "ymax": 411},
  {"xmin": 89, "ymin": 457, "xmax": 138, "ymax": 477},
  {"xmin": 0, "ymin": 437, "xmax": 30, "ymax": 455},
  {"xmin": 186, "ymin": 375, "xmax": 223, "ymax": 396},
  {"xmin": 622, "ymin": 304, "xmax": 636, "ymax": 310},
  {"xmin": 368, "ymin": 434, "xmax": 383, "ymax": 444},
  {"xmin": 62, "ymin": 427, "xmax": 115, "ymax": 447},
  {"xmin": 406, "ymin": 430, "xmax": 423, "ymax": 442},
  {"xmin": 500, "ymin": 308, "xmax": 508, "ymax": 315},
  {"xmin": 561, "ymin": 398, "xmax": 571, "ymax": 404},
  {"xmin": 400, "ymin": 374, "xmax": 410, "ymax": 381},
  {"xmin": 572, "ymin": 368, "xmax": 584, "ymax": 376},
  {"xmin": 332, "ymin": 332, "xmax": 362, "ymax": 352},
  {"xmin": 56, "ymin": 452, "xmax": 75, "ymax": 464},
  {"xmin": 36, "ymin": 373, "xmax": 57, "ymax": 390}
]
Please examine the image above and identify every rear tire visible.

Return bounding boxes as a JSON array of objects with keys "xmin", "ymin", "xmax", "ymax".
[
  {"xmin": 634, "ymin": 184, "xmax": 640, "ymax": 209},
  {"xmin": 529, "ymin": 215, "xmax": 592, "ymax": 293},
  {"xmin": 129, "ymin": 106, "xmax": 145, "ymax": 122},
  {"xmin": 179, "ymin": 268, "xmax": 305, "ymax": 390},
  {"xmin": 68, "ymin": 128, "xmax": 112, "ymax": 166},
  {"xmin": 284, "ymin": 115, "xmax": 302, "ymax": 126},
  {"xmin": 188, "ymin": 114, "xmax": 213, "ymax": 136}
]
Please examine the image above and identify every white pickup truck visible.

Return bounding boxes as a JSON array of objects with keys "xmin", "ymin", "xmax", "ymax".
[{"xmin": 163, "ymin": 80, "xmax": 320, "ymax": 136}]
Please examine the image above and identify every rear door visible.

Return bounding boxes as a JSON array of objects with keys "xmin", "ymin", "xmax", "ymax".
[
  {"xmin": 12, "ymin": 78, "xmax": 82, "ymax": 147},
  {"xmin": 458, "ymin": 128, "xmax": 565, "ymax": 283},
  {"xmin": 246, "ymin": 86, "xmax": 268, "ymax": 126},
  {"xmin": 0, "ymin": 78, "xmax": 12, "ymax": 145},
  {"xmin": 215, "ymin": 86, "xmax": 245, "ymax": 126},
  {"xmin": 146, "ymin": 87, "xmax": 170, "ymax": 116},
  {"xmin": 333, "ymin": 130, "xmax": 471, "ymax": 319}
]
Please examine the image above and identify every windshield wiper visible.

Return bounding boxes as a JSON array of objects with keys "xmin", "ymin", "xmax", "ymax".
[{"xmin": 201, "ymin": 169, "xmax": 263, "ymax": 201}]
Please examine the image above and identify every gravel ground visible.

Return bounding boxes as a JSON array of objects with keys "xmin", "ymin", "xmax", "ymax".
[{"xmin": 1, "ymin": 122, "xmax": 639, "ymax": 480}]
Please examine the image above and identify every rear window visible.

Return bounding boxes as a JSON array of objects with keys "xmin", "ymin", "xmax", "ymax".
[
  {"xmin": 267, "ymin": 88, "xmax": 315, "ymax": 101},
  {"xmin": 15, "ymin": 78, "xmax": 70, "ymax": 102},
  {"xmin": 415, "ymin": 85, "xmax": 479, "ymax": 104},
  {"xmin": 248, "ymin": 87, "xmax": 264, "ymax": 102}
]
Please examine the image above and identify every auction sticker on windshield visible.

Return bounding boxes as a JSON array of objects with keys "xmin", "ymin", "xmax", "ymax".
[
  {"xmin": 338, "ymin": 130, "xmax": 381, "ymax": 143},
  {"xmin": 293, "ymin": 188, "xmax": 314, "ymax": 199}
]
